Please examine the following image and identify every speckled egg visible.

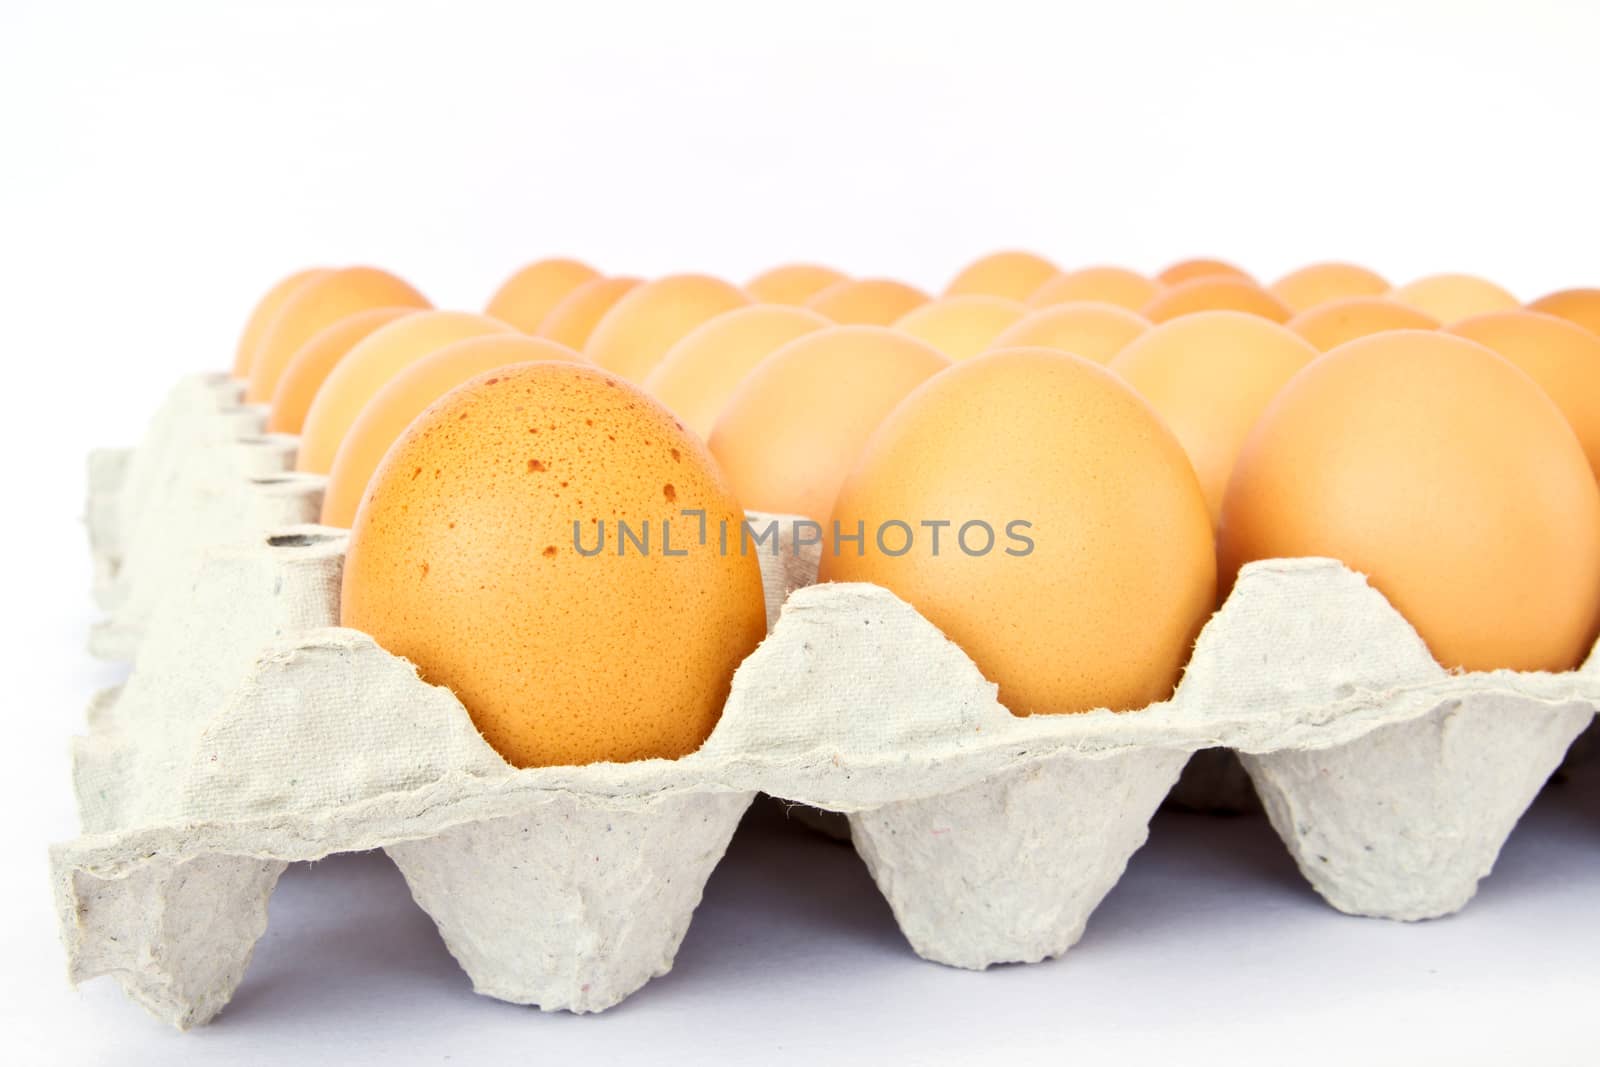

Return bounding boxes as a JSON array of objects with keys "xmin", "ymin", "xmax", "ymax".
[
  {"xmin": 321, "ymin": 334, "xmax": 586, "ymax": 527},
  {"xmin": 296, "ymin": 310, "xmax": 515, "ymax": 473},
  {"xmin": 341, "ymin": 361, "xmax": 767, "ymax": 768}
]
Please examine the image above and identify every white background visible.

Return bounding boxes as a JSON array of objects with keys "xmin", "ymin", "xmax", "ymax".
[{"xmin": 3, "ymin": 1, "xmax": 1599, "ymax": 1063}]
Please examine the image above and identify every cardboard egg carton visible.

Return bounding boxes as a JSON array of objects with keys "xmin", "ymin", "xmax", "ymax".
[
  {"xmin": 88, "ymin": 374, "xmax": 323, "ymax": 660},
  {"xmin": 54, "ymin": 503, "xmax": 1600, "ymax": 1029}
]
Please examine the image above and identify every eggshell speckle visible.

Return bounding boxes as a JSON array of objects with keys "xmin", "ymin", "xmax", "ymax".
[
  {"xmin": 297, "ymin": 310, "xmax": 515, "ymax": 473},
  {"xmin": 1219, "ymin": 330, "xmax": 1600, "ymax": 672},
  {"xmin": 821, "ymin": 347, "xmax": 1216, "ymax": 716},
  {"xmin": 321, "ymin": 334, "xmax": 586, "ymax": 528},
  {"xmin": 341, "ymin": 362, "xmax": 767, "ymax": 768}
]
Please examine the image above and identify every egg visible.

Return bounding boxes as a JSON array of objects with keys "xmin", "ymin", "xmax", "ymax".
[
  {"xmin": 1287, "ymin": 296, "xmax": 1439, "ymax": 351},
  {"xmin": 244, "ymin": 267, "xmax": 430, "ymax": 404},
  {"xmin": 642, "ymin": 304, "xmax": 830, "ymax": 438},
  {"xmin": 232, "ymin": 267, "xmax": 328, "ymax": 378},
  {"xmin": 1109, "ymin": 312, "xmax": 1317, "ymax": 524},
  {"xmin": 943, "ymin": 251, "xmax": 1059, "ymax": 301},
  {"xmin": 296, "ymin": 311, "xmax": 515, "ymax": 473},
  {"xmin": 891, "ymin": 295, "xmax": 1027, "ymax": 360},
  {"xmin": 805, "ymin": 277, "xmax": 930, "ymax": 325},
  {"xmin": 746, "ymin": 263, "xmax": 847, "ymax": 305},
  {"xmin": 1529, "ymin": 288, "xmax": 1600, "ymax": 336},
  {"xmin": 537, "ymin": 276, "xmax": 641, "ymax": 350},
  {"xmin": 321, "ymin": 334, "xmax": 586, "ymax": 528},
  {"xmin": 820, "ymin": 347, "xmax": 1215, "ymax": 715},
  {"xmin": 1156, "ymin": 258, "xmax": 1252, "ymax": 286},
  {"xmin": 1447, "ymin": 310, "xmax": 1600, "ymax": 479},
  {"xmin": 1219, "ymin": 330, "xmax": 1600, "ymax": 672},
  {"xmin": 341, "ymin": 361, "xmax": 766, "ymax": 768},
  {"xmin": 484, "ymin": 258, "xmax": 601, "ymax": 332},
  {"xmin": 1026, "ymin": 266, "xmax": 1159, "ymax": 312},
  {"xmin": 266, "ymin": 307, "xmax": 415, "ymax": 434},
  {"xmin": 583, "ymin": 274, "xmax": 750, "ymax": 383},
  {"xmin": 1267, "ymin": 262, "xmax": 1389, "ymax": 313},
  {"xmin": 1142, "ymin": 276, "xmax": 1291, "ymax": 324},
  {"xmin": 985, "ymin": 301, "xmax": 1148, "ymax": 363},
  {"xmin": 1389, "ymin": 273, "xmax": 1518, "ymax": 323},
  {"xmin": 709, "ymin": 326, "xmax": 950, "ymax": 521}
]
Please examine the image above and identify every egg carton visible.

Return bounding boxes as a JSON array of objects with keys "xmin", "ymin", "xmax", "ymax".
[
  {"xmin": 53, "ymin": 508, "xmax": 1600, "ymax": 1029},
  {"xmin": 88, "ymin": 374, "xmax": 323, "ymax": 660}
]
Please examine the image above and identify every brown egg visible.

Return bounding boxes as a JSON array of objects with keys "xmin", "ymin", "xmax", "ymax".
[
  {"xmin": 267, "ymin": 308, "xmax": 416, "ymax": 434},
  {"xmin": 1529, "ymin": 288, "xmax": 1600, "ymax": 336},
  {"xmin": 245, "ymin": 267, "xmax": 430, "ymax": 404},
  {"xmin": 986, "ymin": 301, "xmax": 1149, "ymax": 363},
  {"xmin": 321, "ymin": 334, "xmax": 586, "ymax": 528},
  {"xmin": 1267, "ymin": 262, "xmax": 1389, "ymax": 313},
  {"xmin": 232, "ymin": 267, "xmax": 328, "ymax": 378},
  {"xmin": 1448, "ymin": 310, "xmax": 1600, "ymax": 479},
  {"xmin": 821, "ymin": 347, "xmax": 1216, "ymax": 715},
  {"xmin": 341, "ymin": 362, "xmax": 766, "ymax": 768},
  {"xmin": 642, "ymin": 304, "xmax": 830, "ymax": 438},
  {"xmin": 296, "ymin": 311, "xmax": 515, "ymax": 473},
  {"xmin": 1142, "ymin": 276, "xmax": 1292, "ymax": 324},
  {"xmin": 746, "ymin": 263, "xmax": 847, "ymax": 305},
  {"xmin": 1389, "ymin": 273, "xmax": 1518, "ymax": 323},
  {"xmin": 943, "ymin": 251, "xmax": 1059, "ymax": 301},
  {"xmin": 1157, "ymin": 258, "xmax": 1253, "ymax": 287},
  {"xmin": 1219, "ymin": 330, "xmax": 1600, "ymax": 672},
  {"xmin": 709, "ymin": 326, "xmax": 950, "ymax": 521},
  {"xmin": 1287, "ymin": 296, "xmax": 1439, "ymax": 351},
  {"xmin": 583, "ymin": 274, "xmax": 750, "ymax": 383},
  {"xmin": 484, "ymin": 258, "xmax": 601, "ymax": 332},
  {"xmin": 1110, "ymin": 312, "xmax": 1318, "ymax": 525},
  {"xmin": 805, "ymin": 277, "xmax": 930, "ymax": 325},
  {"xmin": 892, "ymin": 295, "xmax": 1027, "ymax": 360},
  {"xmin": 1026, "ymin": 266, "xmax": 1159, "ymax": 312},
  {"xmin": 537, "ymin": 276, "xmax": 641, "ymax": 350}
]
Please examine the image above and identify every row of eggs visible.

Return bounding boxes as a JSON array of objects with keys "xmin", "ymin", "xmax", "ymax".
[{"xmin": 225, "ymin": 253, "xmax": 1600, "ymax": 769}]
